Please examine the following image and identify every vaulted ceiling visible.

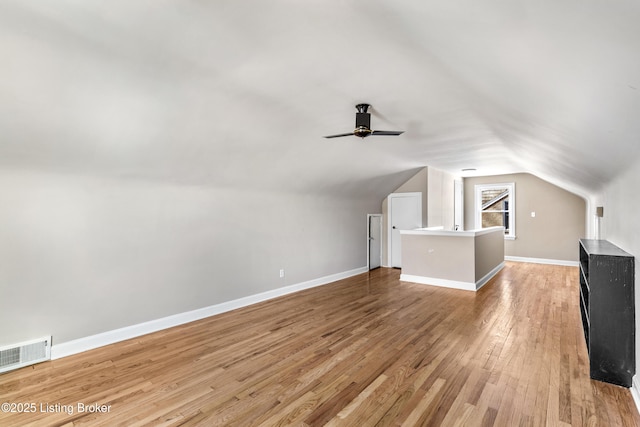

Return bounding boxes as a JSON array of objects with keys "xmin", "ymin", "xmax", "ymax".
[{"xmin": 2, "ymin": 1, "xmax": 639, "ymax": 199}]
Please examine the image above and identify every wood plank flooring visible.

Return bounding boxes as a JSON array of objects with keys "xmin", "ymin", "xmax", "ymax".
[{"xmin": 1, "ymin": 262, "xmax": 639, "ymax": 426}]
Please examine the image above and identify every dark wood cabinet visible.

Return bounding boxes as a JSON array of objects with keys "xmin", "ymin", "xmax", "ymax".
[{"xmin": 579, "ymin": 239, "xmax": 635, "ymax": 387}]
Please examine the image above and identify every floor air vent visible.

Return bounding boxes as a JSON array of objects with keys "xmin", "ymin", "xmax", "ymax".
[{"xmin": 0, "ymin": 336, "xmax": 51, "ymax": 374}]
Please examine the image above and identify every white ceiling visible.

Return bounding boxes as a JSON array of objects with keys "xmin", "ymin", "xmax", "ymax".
[{"xmin": 1, "ymin": 0, "xmax": 639, "ymax": 199}]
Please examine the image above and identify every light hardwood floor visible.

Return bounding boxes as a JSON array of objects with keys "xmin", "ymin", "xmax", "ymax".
[{"xmin": 1, "ymin": 262, "xmax": 639, "ymax": 426}]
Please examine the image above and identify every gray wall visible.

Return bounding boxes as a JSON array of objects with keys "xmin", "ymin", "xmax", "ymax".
[
  {"xmin": 402, "ymin": 234, "xmax": 475, "ymax": 283},
  {"xmin": 400, "ymin": 228, "xmax": 503, "ymax": 284},
  {"xmin": 601, "ymin": 159, "xmax": 640, "ymax": 387},
  {"xmin": 0, "ymin": 170, "xmax": 383, "ymax": 347},
  {"xmin": 474, "ymin": 230, "xmax": 505, "ymax": 281},
  {"xmin": 381, "ymin": 166, "xmax": 457, "ymax": 266},
  {"xmin": 427, "ymin": 168, "xmax": 456, "ymax": 231},
  {"xmin": 391, "ymin": 167, "xmax": 428, "ymax": 226},
  {"xmin": 464, "ymin": 173, "xmax": 586, "ymax": 262}
]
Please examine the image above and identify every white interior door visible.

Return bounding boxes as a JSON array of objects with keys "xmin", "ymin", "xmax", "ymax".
[
  {"xmin": 368, "ymin": 215, "xmax": 382, "ymax": 270},
  {"xmin": 389, "ymin": 193, "xmax": 422, "ymax": 268}
]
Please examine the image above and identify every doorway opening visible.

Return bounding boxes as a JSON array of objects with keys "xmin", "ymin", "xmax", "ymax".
[{"xmin": 367, "ymin": 214, "xmax": 382, "ymax": 270}]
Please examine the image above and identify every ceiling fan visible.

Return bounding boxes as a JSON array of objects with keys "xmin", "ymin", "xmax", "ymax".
[{"xmin": 324, "ymin": 103, "xmax": 404, "ymax": 139}]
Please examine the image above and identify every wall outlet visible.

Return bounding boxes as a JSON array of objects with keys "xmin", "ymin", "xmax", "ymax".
[{"xmin": 279, "ymin": 269, "xmax": 285, "ymax": 278}]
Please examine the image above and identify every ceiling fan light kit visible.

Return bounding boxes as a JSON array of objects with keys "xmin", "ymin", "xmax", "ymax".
[{"xmin": 324, "ymin": 103, "xmax": 404, "ymax": 139}]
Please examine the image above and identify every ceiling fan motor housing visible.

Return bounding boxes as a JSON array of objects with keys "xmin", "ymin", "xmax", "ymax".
[
  {"xmin": 354, "ymin": 104, "xmax": 372, "ymax": 137},
  {"xmin": 355, "ymin": 112, "xmax": 371, "ymax": 129}
]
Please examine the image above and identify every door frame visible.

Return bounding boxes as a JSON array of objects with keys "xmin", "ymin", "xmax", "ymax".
[
  {"xmin": 367, "ymin": 214, "xmax": 383, "ymax": 270},
  {"xmin": 387, "ymin": 192, "xmax": 423, "ymax": 269},
  {"xmin": 454, "ymin": 179, "xmax": 464, "ymax": 231}
]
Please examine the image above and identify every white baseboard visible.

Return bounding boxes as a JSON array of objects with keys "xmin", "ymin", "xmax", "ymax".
[
  {"xmin": 51, "ymin": 266, "xmax": 368, "ymax": 360},
  {"xmin": 631, "ymin": 376, "xmax": 640, "ymax": 416},
  {"xmin": 505, "ymin": 256, "xmax": 578, "ymax": 267},
  {"xmin": 476, "ymin": 262, "xmax": 506, "ymax": 290},
  {"xmin": 400, "ymin": 274, "xmax": 477, "ymax": 291},
  {"xmin": 400, "ymin": 262, "xmax": 505, "ymax": 292}
]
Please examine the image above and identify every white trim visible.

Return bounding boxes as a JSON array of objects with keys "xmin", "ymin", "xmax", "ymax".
[
  {"xmin": 476, "ymin": 262, "xmax": 506, "ymax": 289},
  {"xmin": 454, "ymin": 179, "xmax": 464, "ymax": 231},
  {"xmin": 51, "ymin": 266, "xmax": 367, "ymax": 360},
  {"xmin": 631, "ymin": 376, "xmax": 640, "ymax": 416},
  {"xmin": 400, "ymin": 262, "xmax": 504, "ymax": 292},
  {"xmin": 505, "ymin": 256, "xmax": 579, "ymax": 267},
  {"xmin": 475, "ymin": 182, "xmax": 515, "ymax": 239},
  {"xmin": 401, "ymin": 273, "xmax": 477, "ymax": 291},
  {"xmin": 400, "ymin": 226, "xmax": 504, "ymax": 237},
  {"xmin": 367, "ymin": 214, "xmax": 383, "ymax": 270}
]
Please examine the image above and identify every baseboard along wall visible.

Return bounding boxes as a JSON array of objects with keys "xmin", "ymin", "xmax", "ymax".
[
  {"xmin": 505, "ymin": 256, "xmax": 579, "ymax": 267},
  {"xmin": 51, "ymin": 266, "xmax": 368, "ymax": 360},
  {"xmin": 400, "ymin": 262, "xmax": 505, "ymax": 292},
  {"xmin": 631, "ymin": 376, "xmax": 640, "ymax": 416}
]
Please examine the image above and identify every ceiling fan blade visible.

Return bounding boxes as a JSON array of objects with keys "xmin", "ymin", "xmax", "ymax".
[
  {"xmin": 371, "ymin": 130, "xmax": 404, "ymax": 136},
  {"xmin": 323, "ymin": 132, "xmax": 354, "ymax": 138}
]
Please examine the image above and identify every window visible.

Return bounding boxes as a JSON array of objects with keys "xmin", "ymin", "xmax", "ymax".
[{"xmin": 475, "ymin": 183, "xmax": 515, "ymax": 239}]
